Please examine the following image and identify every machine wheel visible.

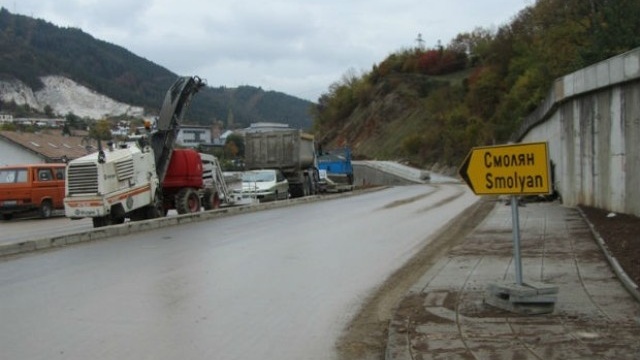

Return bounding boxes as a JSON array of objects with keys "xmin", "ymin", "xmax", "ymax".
[
  {"xmin": 2, "ymin": 213, "xmax": 13, "ymax": 220},
  {"xmin": 176, "ymin": 188, "xmax": 201, "ymax": 214},
  {"xmin": 111, "ymin": 205, "xmax": 126, "ymax": 224},
  {"xmin": 202, "ymin": 189, "xmax": 221, "ymax": 210},
  {"xmin": 144, "ymin": 191, "xmax": 164, "ymax": 219},
  {"xmin": 92, "ymin": 216, "xmax": 112, "ymax": 228},
  {"xmin": 40, "ymin": 200, "xmax": 53, "ymax": 218},
  {"xmin": 290, "ymin": 184, "xmax": 303, "ymax": 198},
  {"xmin": 112, "ymin": 215, "xmax": 126, "ymax": 224},
  {"xmin": 129, "ymin": 208, "xmax": 145, "ymax": 222}
]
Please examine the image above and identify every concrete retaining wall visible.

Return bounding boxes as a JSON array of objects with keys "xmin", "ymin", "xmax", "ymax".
[
  {"xmin": 353, "ymin": 163, "xmax": 420, "ymax": 187},
  {"xmin": 515, "ymin": 48, "xmax": 640, "ymax": 216}
]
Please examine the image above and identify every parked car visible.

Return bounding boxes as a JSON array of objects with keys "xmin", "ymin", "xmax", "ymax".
[
  {"xmin": 233, "ymin": 169, "xmax": 289, "ymax": 202},
  {"xmin": 0, "ymin": 163, "xmax": 66, "ymax": 220}
]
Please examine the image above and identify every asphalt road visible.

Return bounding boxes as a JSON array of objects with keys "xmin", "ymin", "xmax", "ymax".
[
  {"xmin": 0, "ymin": 183, "xmax": 478, "ymax": 360},
  {"xmin": 0, "ymin": 209, "xmax": 204, "ymax": 246},
  {"xmin": 1, "ymin": 210, "xmax": 92, "ymax": 245}
]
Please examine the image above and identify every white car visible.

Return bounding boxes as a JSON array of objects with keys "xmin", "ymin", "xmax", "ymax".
[{"xmin": 234, "ymin": 169, "xmax": 289, "ymax": 202}]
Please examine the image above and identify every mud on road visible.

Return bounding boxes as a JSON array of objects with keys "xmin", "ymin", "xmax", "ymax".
[{"xmin": 336, "ymin": 197, "xmax": 496, "ymax": 360}]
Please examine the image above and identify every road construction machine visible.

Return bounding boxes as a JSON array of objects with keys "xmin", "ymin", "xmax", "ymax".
[
  {"xmin": 64, "ymin": 76, "xmax": 207, "ymax": 227},
  {"xmin": 162, "ymin": 148, "xmax": 231, "ymax": 213}
]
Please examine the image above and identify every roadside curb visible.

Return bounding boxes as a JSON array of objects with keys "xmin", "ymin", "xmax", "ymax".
[
  {"xmin": 576, "ymin": 206, "xmax": 640, "ymax": 303},
  {"xmin": 0, "ymin": 187, "xmax": 385, "ymax": 258}
]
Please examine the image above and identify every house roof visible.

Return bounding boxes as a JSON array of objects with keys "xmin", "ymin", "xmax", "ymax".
[{"xmin": 0, "ymin": 130, "xmax": 98, "ymax": 162}]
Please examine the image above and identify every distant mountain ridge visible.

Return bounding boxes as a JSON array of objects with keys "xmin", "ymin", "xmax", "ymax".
[{"xmin": 0, "ymin": 8, "xmax": 314, "ymax": 129}]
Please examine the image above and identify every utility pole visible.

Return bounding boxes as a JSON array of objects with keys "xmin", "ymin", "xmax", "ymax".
[{"xmin": 415, "ymin": 33, "xmax": 425, "ymax": 50}]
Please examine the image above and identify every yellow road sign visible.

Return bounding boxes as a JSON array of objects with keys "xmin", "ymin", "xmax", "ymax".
[{"xmin": 458, "ymin": 142, "xmax": 550, "ymax": 195}]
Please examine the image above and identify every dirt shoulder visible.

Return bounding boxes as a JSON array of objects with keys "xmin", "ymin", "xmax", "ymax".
[
  {"xmin": 336, "ymin": 198, "xmax": 497, "ymax": 360},
  {"xmin": 579, "ymin": 205, "xmax": 640, "ymax": 286}
]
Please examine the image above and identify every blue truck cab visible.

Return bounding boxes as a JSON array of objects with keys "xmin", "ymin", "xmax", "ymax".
[{"xmin": 317, "ymin": 147, "xmax": 354, "ymax": 190}]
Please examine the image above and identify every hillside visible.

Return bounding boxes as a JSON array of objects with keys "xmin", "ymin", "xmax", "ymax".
[
  {"xmin": 0, "ymin": 75, "xmax": 145, "ymax": 119},
  {"xmin": 0, "ymin": 8, "xmax": 313, "ymax": 129},
  {"xmin": 313, "ymin": 0, "xmax": 640, "ymax": 170}
]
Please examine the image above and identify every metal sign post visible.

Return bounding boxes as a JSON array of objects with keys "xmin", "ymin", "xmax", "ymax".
[
  {"xmin": 511, "ymin": 195, "xmax": 523, "ymax": 286},
  {"xmin": 459, "ymin": 142, "xmax": 558, "ymax": 314}
]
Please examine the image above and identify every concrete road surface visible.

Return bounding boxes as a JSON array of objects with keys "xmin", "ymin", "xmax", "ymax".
[{"xmin": 0, "ymin": 184, "xmax": 478, "ymax": 360}]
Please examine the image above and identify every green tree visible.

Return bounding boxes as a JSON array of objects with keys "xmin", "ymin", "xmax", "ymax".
[
  {"xmin": 44, "ymin": 105, "xmax": 54, "ymax": 118},
  {"xmin": 65, "ymin": 112, "xmax": 81, "ymax": 129},
  {"xmin": 61, "ymin": 122, "xmax": 72, "ymax": 136},
  {"xmin": 577, "ymin": 0, "xmax": 640, "ymax": 64},
  {"xmin": 14, "ymin": 104, "xmax": 30, "ymax": 117},
  {"xmin": 89, "ymin": 119, "xmax": 113, "ymax": 141},
  {"xmin": 0, "ymin": 122, "xmax": 16, "ymax": 131}
]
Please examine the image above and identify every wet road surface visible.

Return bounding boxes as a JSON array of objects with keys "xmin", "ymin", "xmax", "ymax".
[
  {"xmin": 0, "ymin": 210, "xmax": 92, "ymax": 245},
  {"xmin": 0, "ymin": 184, "xmax": 478, "ymax": 360}
]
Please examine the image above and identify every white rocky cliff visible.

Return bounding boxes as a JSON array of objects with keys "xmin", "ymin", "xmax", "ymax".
[{"xmin": 0, "ymin": 75, "xmax": 144, "ymax": 119}]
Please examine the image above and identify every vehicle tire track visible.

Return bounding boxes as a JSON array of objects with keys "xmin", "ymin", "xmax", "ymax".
[
  {"xmin": 417, "ymin": 186, "xmax": 466, "ymax": 214},
  {"xmin": 378, "ymin": 187, "xmax": 437, "ymax": 210}
]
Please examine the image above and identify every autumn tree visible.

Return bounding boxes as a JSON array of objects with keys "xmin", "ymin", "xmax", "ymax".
[
  {"xmin": 312, "ymin": 0, "xmax": 640, "ymax": 167},
  {"xmin": 225, "ymin": 133, "xmax": 244, "ymax": 158},
  {"xmin": 224, "ymin": 141, "xmax": 239, "ymax": 158}
]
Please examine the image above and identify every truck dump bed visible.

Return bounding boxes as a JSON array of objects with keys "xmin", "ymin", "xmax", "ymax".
[{"xmin": 244, "ymin": 129, "xmax": 315, "ymax": 174}]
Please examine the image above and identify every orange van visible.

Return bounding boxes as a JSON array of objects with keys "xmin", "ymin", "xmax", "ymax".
[{"xmin": 0, "ymin": 163, "xmax": 66, "ymax": 220}]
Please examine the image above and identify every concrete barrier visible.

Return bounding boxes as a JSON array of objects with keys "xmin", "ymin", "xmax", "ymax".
[{"xmin": 353, "ymin": 161, "xmax": 424, "ymax": 186}]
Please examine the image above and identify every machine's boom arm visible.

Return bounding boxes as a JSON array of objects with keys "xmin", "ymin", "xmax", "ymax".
[{"xmin": 150, "ymin": 76, "xmax": 205, "ymax": 184}]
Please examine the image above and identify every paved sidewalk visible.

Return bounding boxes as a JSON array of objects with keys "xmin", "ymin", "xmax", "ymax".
[{"xmin": 386, "ymin": 201, "xmax": 640, "ymax": 359}]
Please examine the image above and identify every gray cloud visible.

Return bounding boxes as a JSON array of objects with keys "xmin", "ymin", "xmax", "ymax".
[{"xmin": 10, "ymin": 0, "xmax": 528, "ymax": 101}]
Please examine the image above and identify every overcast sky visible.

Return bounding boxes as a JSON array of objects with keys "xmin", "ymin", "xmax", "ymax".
[{"xmin": 8, "ymin": 0, "xmax": 530, "ymax": 102}]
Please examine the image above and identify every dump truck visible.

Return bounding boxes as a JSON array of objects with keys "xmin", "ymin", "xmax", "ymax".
[
  {"xmin": 244, "ymin": 123, "xmax": 320, "ymax": 198},
  {"xmin": 64, "ymin": 76, "xmax": 207, "ymax": 227}
]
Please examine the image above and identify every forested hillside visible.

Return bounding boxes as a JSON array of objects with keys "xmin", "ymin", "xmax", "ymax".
[
  {"xmin": 313, "ymin": 0, "xmax": 640, "ymax": 169},
  {"xmin": 0, "ymin": 8, "xmax": 313, "ymax": 129}
]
